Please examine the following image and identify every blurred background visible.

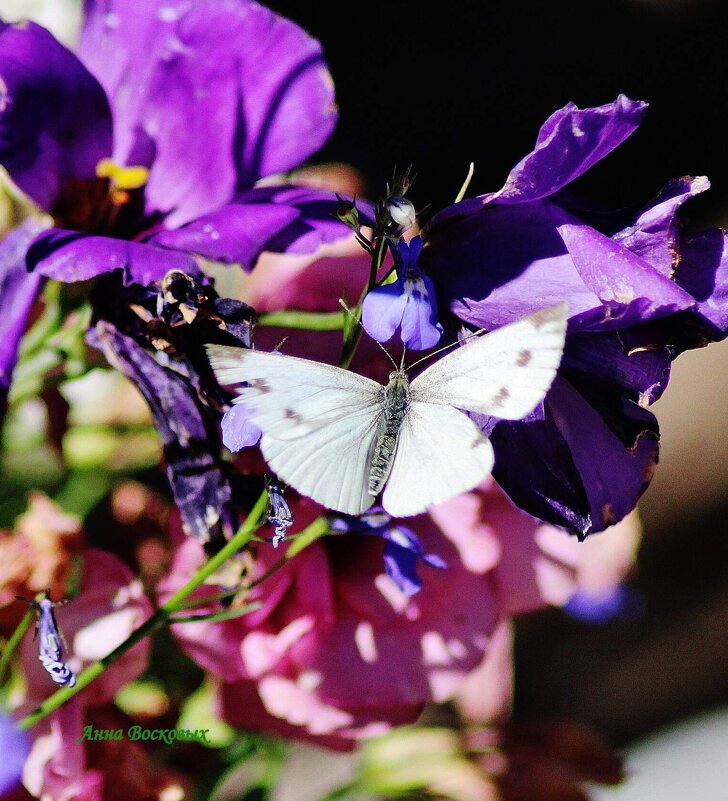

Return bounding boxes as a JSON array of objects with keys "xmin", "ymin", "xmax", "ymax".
[{"xmin": 3, "ymin": 0, "xmax": 728, "ymax": 795}]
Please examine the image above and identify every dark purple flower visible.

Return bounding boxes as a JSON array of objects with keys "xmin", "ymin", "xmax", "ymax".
[
  {"xmin": 0, "ymin": 712, "xmax": 29, "ymax": 795},
  {"xmin": 421, "ymin": 95, "xmax": 728, "ymax": 537},
  {"xmin": 330, "ymin": 507, "xmax": 446, "ymax": 596},
  {"xmin": 87, "ymin": 269, "xmax": 255, "ymax": 542},
  {"xmin": 362, "ymin": 236, "xmax": 443, "ymax": 350},
  {"xmin": 0, "ymin": 2, "xmax": 358, "ymax": 287}
]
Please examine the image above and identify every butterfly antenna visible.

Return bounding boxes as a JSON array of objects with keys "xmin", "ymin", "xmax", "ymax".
[
  {"xmin": 405, "ymin": 326, "xmax": 488, "ymax": 372},
  {"xmin": 338, "ymin": 299, "xmax": 398, "ymax": 370}
]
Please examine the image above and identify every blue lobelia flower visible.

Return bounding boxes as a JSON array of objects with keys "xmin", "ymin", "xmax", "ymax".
[
  {"xmin": 362, "ymin": 236, "xmax": 443, "ymax": 350},
  {"xmin": 0, "ymin": 712, "xmax": 30, "ymax": 795},
  {"xmin": 330, "ymin": 507, "xmax": 446, "ymax": 596},
  {"xmin": 421, "ymin": 95, "xmax": 728, "ymax": 537}
]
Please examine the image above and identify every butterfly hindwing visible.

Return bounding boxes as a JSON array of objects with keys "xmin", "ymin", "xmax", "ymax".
[
  {"xmin": 382, "ymin": 401, "xmax": 495, "ymax": 518},
  {"xmin": 261, "ymin": 403, "xmax": 381, "ymax": 515},
  {"xmin": 410, "ymin": 303, "xmax": 568, "ymax": 419}
]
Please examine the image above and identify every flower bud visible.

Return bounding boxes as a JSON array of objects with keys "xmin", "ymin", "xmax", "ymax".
[{"xmin": 387, "ymin": 196, "xmax": 416, "ymax": 231}]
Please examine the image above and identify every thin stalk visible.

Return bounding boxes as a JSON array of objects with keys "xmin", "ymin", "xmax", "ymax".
[
  {"xmin": 0, "ymin": 609, "xmax": 35, "ymax": 687},
  {"xmin": 257, "ymin": 310, "xmax": 346, "ymax": 331},
  {"xmin": 19, "ymin": 491, "xmax": 269, "ymax": 730},
  {"xmin": 339, "ymin": 235, "xmax": 388, "ymax": 369}
]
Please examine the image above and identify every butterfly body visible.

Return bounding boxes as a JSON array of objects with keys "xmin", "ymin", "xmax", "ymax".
[
  {"xmin": 207, "ymin": 304, "xmax": 568, "ymax": 519},
  {"xmin": 369, "ymin": 371, "xmax": 410, "ymax": 496}
]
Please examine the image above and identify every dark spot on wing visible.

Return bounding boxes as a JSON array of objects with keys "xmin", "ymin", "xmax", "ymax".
[
  {"xmin": 517, "ymin": 349, "xmax": 532, "ymax": 367},
  {"xmin": 252, "ymin": 378, "xmax": 271, "ymax": 393},
  {"xmin": 284, "ymin": 408, "xmax": 304, "ymax": 424},
  {"xmin": 491, "ymin": 386, "xmax": 510, "ymax": 408},
  {"xmin": 530, "ymin": 306, "xmax": 561, "ymax": 329}
]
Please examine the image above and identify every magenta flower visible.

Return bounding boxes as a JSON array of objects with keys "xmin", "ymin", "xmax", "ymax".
[
  {"xmin": 421, "ymin": 95, "xmax": 728, "ymax": 536},
  {"xmin": 158, "ymin": 477, "xmax": 639, "ymax": 748}
]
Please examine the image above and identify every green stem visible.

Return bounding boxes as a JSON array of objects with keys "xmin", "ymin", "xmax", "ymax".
[
  {"xmin": 19, "ymin": 491, "xmax": 269, "ymax": 730},
  {"xmin": 257, "ymin": 310, "xmax": 345, "ymax": 331},
  {"xmin": 0, "ymin": 609, "xmax": 35, "ymax": 688},
  {"xmin": 339, "ymin": 235, "xmax": 388, "ymax": 369}
]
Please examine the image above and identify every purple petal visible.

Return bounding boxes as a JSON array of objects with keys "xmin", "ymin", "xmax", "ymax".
[
  {"xmin": 27, "ymin": 228, "xmax": 198, "ymax": 285},
  {"xmin": 0, "ymin": 20, "xmax": 113, "ymax": 211},
  {"xmin": 151, "ymin": 187, "xmax": 371, "ymax": 269},
  {"xmin": 557, "ymin": 221, "xmax": 696, "ymax": 329},
  {"xmin": 432, "ymin": 94, "xmax": 647, "ymax": 221},
  {"xmin": 361, "ymin": 280, "xmax": 408, "ymax": 344},
  {"xmin": 79, "ymin": 1, "xmax": 337, "ymax": 227},
  {"xmin": 423, "ymin": 201, "xmax": 602, "ymax": 330},
  {"xmin": 674, "ymin": 227, "xmax": 728, "ymax": 339},
  {"xmin": 398, "ymin": 273, "xmax": 443, "ymax": 350},
  {"xmin": 381, "ymin": 529, "xmax": 447, "ymax": 598},
  {"xmin": 0, "ymin": 712, "xmax": 29, "ymax": 795},
  {"xmin": 614, "ymin": 176, "xmax": 710, "ymax": 277},
  {"xmin": 221, "ymin": 403, "xmax": 262, "ymax": 451},
  {"xmin": 0, "ymin": 220, "xmax": 45, "ymax": 414},
  {"xmin": 563, "ymin": 330, "xmax": 672, "ymax": 406},
  {"xmin": 89, "ymin": 320, "xmax": 234, "ymax": 541}
]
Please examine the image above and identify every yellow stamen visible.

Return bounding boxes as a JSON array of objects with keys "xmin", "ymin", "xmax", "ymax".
[{"xmin": 95, "ymin": 158, "xmax": 149, "ymax": 190}]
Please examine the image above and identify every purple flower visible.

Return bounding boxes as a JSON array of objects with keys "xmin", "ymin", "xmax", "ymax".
[
  {"xmin": 564, "ymin": 584, "xmax": 644, "ymax": 624},
  {"xmin": 362, "ymin": 236, "xmax": 443, "ymax": 350},
  {"xmin": 330, "ymin": 507, "xmax": 446, "ymax": 596},
  {"xmin": 0, "ymin": 1, "xmax": 359, "ymax": 295},
  {"xmin": 0, "ymin": 712, "xmax": 29, "ymax": 795},
  {"xmin": 421, "ymin": 95, "xmax": 728, "ymax": 537}
]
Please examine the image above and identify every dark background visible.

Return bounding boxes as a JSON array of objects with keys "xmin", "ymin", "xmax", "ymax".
[{"xmin": 270, "ymin": 0, "xmax": 728, "ymax": 750}]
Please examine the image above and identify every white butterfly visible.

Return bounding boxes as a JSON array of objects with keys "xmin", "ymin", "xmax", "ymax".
[{"xmin": 206, "ymin": 304, "xmax": 568, "ymax": 518}]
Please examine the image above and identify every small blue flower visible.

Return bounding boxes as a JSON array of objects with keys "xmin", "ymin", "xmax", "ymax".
[
  {"xmin": 0, "ymin": 712, "xmax": 30, "ymax": 795},
  {"xmin": 362, "ymin": 236, "xmax": 443, "ymax": 350},
  {"xmin": 330, "ymin": 507, "xmax": 446, "ymax": 596},
  {"xmin": 221, "ymin": 403, "xmax": 262, "ymax": 452}
]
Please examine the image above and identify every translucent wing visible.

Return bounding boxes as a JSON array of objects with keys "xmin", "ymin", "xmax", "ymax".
[
  {"xmin": 382, "ymin": 402, "xmax": 495, "ymax": 518},
  {"xmin": 206, "ymin": 345, "xmax": 382, "ymax": 440},
  {"xmin": 206, "ymin": 345, "xmax": 383, "ymax": 515},
  {"xmin": 410, "ymin": 304, "xmax": 568, "ymax": 419}
]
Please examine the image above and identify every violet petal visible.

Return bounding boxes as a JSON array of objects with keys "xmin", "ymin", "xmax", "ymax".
[
  {"xmin": 0, "ymin": 20, "xmax": 113, "ymax": 211},
  {"xmin": 79, "ymin": 1, "xmax": 337, "ymax": 227},
  {"xmin": 27, "ymin": 228, "xmax": 198, "ymax": 286}
]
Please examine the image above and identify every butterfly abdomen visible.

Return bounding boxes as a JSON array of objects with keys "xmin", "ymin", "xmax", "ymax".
[{"xmin": 368, "ymin": 372, "xmax": 410, "ymax": 497}]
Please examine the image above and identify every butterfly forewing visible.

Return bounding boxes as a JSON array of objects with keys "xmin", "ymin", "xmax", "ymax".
[
  {"xmin": 382, "ymin": 401, "xmax": 495, "ymax": 517},
  {"xmin": 410, "ymin": 303, "xmax": 568, "ymax": 419},
  {"xmin": 206, "ymin": 345, "xmax": 384, "ymax": 513},
  {"xmin": 207, "ymin": 345, "xmax": 382, "ymax": 440}
]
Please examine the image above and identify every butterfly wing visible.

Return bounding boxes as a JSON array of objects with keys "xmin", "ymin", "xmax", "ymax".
[
  {"xmin": 206, "ymin": 345, "xmax": 383, "ymax": 515},
  {"xmin": 410, "ymin": 304, "xmax": 568, "ymax": 419},
  {"xmin": 382, "ymin": 401, "xmax": 495, "ymax": 517}
]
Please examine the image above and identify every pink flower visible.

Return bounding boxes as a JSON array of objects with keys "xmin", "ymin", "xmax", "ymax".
[
  {"xmin": 16, "ymin": 549, "xmax": 153, "ymax": 800},
  {"xmin": 159, "ymin": 479, "xmax": 639, "ymax": 749}
]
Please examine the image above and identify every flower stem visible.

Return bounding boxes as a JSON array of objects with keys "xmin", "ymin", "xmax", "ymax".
[
  {"xmin": 339, "ymin": 235, "xmax": 388, "ymax": 369},
  {"xmin": 257, "ymin": 310, "xmax": 346, "ymax": 331},
  {"xmin": 19, "ymin": 491, "xmax": 269, "ymax": 730},
  {"xmin": 0, "ymin": 608, "xmax": 35, "ymax": 688}
]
